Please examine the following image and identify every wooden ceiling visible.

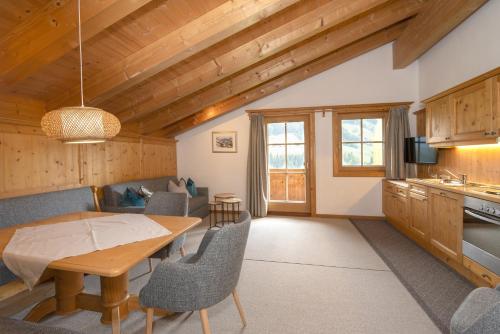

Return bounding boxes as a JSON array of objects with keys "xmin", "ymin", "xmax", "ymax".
[{"xmin": 0, "ymin": 0, "xmax": 487, "ymax": 138}]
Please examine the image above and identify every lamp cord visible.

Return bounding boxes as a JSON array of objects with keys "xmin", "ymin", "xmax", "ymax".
[{"xmin": 78, "ymin": 0, "xmax": 84, "ymax": 107}]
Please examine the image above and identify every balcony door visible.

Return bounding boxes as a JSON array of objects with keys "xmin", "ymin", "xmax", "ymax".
[{"xmin": 265, "ymin": 114, "xmax": 313, "ymax": 214}]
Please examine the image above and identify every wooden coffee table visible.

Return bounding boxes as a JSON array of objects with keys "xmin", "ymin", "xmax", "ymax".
[{"xmin": 0, "ymin": 211, "xmax": 201, "ymax": 334}]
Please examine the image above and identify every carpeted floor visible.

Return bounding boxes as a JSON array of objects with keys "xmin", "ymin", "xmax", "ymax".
[
  {"xmin": 13, "ymin": 216, "xmax": 441, "ymax": 333},
  {"xmin": 351, "ymin": 219, "xmax": 474, "ymax": 334}
]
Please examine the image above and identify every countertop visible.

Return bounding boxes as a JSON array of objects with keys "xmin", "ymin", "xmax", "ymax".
[{"xmin": 386, "ymin": 178, "xmax": 500, "ymax": 204}]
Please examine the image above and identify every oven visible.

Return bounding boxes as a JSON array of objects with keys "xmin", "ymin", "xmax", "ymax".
[{"xmin": 463, "ymin": 196, "xmax": 500, "ymax": 275}]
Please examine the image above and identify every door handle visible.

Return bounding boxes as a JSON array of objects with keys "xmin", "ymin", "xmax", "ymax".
[{"xmin": 464, "ymin": 209, "xmax": 500, "ymax": 226}]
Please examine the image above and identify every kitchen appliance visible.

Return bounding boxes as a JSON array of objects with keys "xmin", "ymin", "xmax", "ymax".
[
  {"xmin": 404, "ymin": 136, "xmax": 438, "ymax": 164},
  {"xmin": 462, "ymin": 196, "xmax": 500, "ymax": 275}
]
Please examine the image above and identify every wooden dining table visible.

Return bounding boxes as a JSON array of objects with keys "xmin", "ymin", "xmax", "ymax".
[{"xmin": 0, "ymin": 211, "xmax": 202, "ymax": 334}]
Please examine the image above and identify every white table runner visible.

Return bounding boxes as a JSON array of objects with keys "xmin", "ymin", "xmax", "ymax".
[{"xmin": 2, "ymin": 214, "xmax": 171, "ymax": 289}]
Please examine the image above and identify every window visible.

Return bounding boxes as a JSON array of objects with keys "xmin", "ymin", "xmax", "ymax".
[{"xmin": 333, "ymin": 109, "xmax": 387, "ymax": 177}]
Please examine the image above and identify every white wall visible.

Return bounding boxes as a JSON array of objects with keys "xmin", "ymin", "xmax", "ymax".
[
  {"xmin": 178, "ymin": 3, "xmax": 500, "ymax": 217},
  {"xmin": 177, "ymin": 43, "xmax": 418, "ymax": 216},
  {"xmin": 418, "ymin": 0, "xmax": 500, "ymax": 100}
]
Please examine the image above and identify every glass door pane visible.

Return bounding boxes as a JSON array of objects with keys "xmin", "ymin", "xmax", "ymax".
[{"xmin": 267, "ymin": 121, "xmax": 306, "ymax": 204}]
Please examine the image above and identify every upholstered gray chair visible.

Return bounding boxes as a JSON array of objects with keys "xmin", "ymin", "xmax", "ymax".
[
  {"xmin": 451, "ymin": 284, "xmax": 500, "ymax": 334},
  {"xmin": 139, "ymin": 211, "xmax": 252, "ymax": 334},
  {"xmin": 131, "ymin": 192, "xmax": 189, "ymax": 281}
]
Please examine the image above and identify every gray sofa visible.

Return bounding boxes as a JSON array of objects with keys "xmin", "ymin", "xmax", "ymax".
[
  {"xmin": 101, "ymin": 176, "xmax": 209, "ymax": 218},
  {"xmin": 0, "ymin": 187, "xmax": 96, "ymax": 285}
]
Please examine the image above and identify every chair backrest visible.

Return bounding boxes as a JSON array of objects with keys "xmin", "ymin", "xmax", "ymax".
[
  {"xmin": 196, "ymin": 211, "xmax": 251, "ymax": 294},
  {"xmin": 144, "ymin": 191, "xmax": 189, "ymax": 216}
]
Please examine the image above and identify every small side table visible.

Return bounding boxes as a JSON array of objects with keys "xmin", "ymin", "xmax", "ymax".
[
  {"xmin": 221, "ymin": 197, "xmax": 242, "ymax": 224},
  {"xmin": 214, "ymin": 193, "xmax": 236, "ymax": 202},
  {"xmin": 208, "ymin": 201, "xmax": 223, "ymax": 229}
]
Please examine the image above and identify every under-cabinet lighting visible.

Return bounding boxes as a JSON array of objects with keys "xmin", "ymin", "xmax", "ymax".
[{"xmin": 456, "ymin": 143, "xmax": 500, "ymax": 149}]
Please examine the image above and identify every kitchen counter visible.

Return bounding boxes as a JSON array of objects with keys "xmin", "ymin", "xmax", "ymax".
[
  {"xmin": 406, "ymin": 178, "xmax": 500, "ymax": 204},
  {"xmin": 385, "ymin": 180, "xmax": 409, "ymax": 188}
]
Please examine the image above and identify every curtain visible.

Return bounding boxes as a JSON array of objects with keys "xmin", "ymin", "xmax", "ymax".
[
  {"xmin": 385, "ymin": 105, "xmax": 412, "ymax": 179},
  {"xmin": 247, "ymin": 114, "xmax": 268, "ymax": 217}
]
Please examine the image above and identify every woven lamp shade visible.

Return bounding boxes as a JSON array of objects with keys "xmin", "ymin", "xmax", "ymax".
[{"xmin": 41, "ymin": 106, "xmax": 121, "ymax": 144}]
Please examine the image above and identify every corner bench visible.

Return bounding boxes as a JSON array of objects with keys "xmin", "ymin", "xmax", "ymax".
[{"xmin": 0, "ymin": 187, "xmax": 97, "ymax": 315}]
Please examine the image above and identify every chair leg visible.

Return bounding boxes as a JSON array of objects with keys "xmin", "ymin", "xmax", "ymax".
[
  {"xmin": 130, "ymin": 258, "xmax": 153, "ymax": 281},
  {"xmin": 111, "ymin": 306, "xmax": 120, "ymax": 334},
  {"xmin": 145, "ymin": 308, "xmax": 154, "ymax": 334},
  {"xmin": 199, "ymin": 309, "xmax": 211, "ymax": 334},
  {"xmin": 180, "ymin": 246, "xmax": 186, "ymax": 257},
  {"xmin": 232, "ymin": 289, "xmax": 247, "ymax": 327}
]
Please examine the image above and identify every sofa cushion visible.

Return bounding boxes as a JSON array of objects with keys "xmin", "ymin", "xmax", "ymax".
[
  {"xmin": 120, "ymin": 188, "xmax": 145, "ymax": 207},
  {"xmin": 168, "ymin": 180, "xmax": 192, "ymax": 198}
]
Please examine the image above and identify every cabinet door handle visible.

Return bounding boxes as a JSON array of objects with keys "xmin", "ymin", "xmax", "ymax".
[
  {"xmin": 484, "ymin": 131, "xmax": 491, "ymax": 136},
  {"xmin": 481, "ymin": 273, "xmax": 492, "ymax": 282},
  {"xmin": 439, "ymin": 192, "xmax": 447, "ymax": 197},
  {"xmin": 492, "ymin": 131, "xmax": 497, "ymax": 135},
  {"xmin": 445, "ymin": 136, "xmax": 451, "ymax": 140}
]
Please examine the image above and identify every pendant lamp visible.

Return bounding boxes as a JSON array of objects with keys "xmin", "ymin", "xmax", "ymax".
[{"xmin": 41, "ymin": 0, "xmax": 120, "ymax": 144}]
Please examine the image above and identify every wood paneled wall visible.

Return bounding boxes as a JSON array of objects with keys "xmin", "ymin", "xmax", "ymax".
[
  {"xmin": 431, "ymin": 146, "xmax": 500, "ymax": 185},
  {"xmin": 0, "ymin": 96, "xmax": 177, "ymax": 199}
]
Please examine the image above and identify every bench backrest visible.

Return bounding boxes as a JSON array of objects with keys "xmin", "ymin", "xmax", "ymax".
[{"xmin": 0, "ymin": 187, "xmax": 96, "ymax": 228}]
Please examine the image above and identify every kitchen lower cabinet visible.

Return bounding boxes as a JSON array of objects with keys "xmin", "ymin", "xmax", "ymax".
[
  {"xmin": 428, "ymin": 188, "xmax": 463, "ymax": 262},
  {"xmin": 408, "ymin": 191, "xmax": 429, "ymax": 242}
]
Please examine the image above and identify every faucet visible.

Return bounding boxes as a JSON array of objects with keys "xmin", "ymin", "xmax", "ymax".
[{"xmin": 440, "ymin": 169, "xmax": 467, "ymax": 185}]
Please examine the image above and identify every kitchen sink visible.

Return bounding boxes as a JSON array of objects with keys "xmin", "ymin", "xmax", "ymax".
[{"xmin": 440, "ymin": 179, "xmax": 465, "ymax": 186}]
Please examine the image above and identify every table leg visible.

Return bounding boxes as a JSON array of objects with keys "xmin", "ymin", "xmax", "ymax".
[
  {"xmin": 100, "ymin": 272, "xmax": 130, "ymax": 327},
  {"xmin": 24, "ymin": 297, "xmax": 56, "ymax": 322},
  {"xmin": 24, "ymin": 270, "xmax": 83, "ymax": 322},
  {"xmin": 55, "ymin": 271, "xmax": 84, "ymax": 315}
]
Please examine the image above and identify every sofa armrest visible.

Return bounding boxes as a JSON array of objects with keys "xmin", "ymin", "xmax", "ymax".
[
  {"xmin": 196, "ymin": 187, "xmax": 209, "ymax": 197},
  {"xmin": 102, "ymin": 205, "xmax": 145, "ymax": 214}
]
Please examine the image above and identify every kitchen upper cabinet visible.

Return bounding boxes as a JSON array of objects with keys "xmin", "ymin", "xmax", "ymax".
[
  {"xmin": 493, "ymin": 75, "xmax": 500, "ymax": 135},
  {"xmin": 429, "ymin": 189, "xmax": 463, "ymax": 262},
  {"xmin": 450, "ymin": 78, "xmax": 494, "ymax": 141},
  {"xmin": 426, "ymin": 96, "xmax": 452, "ymax": 144},
  {"xmin": 425, "ymin": 72, "xmax": 500, "ymax": 146},
  {"xmin": 409, "ymin": 191, "xmax": 429, "ymax": 242}
]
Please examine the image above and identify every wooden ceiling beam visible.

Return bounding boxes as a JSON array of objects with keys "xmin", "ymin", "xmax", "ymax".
[
  {"xmin": 47, "ymin": 0, "xmax": 299, "ymax": 109},
  {"xmin": 160, "ymin": 23, "xmax": 408, "ymax": 138},
  {"xmin": 140, "ymin": 0, "xmax": 423, "ymax": 134},
  {"xmin": 115, "ymin": 0, "xmax": 391, "ymax": 123},
  {"xmin": 0, "ymin": 0, "xmax": 154, "ymax": 86},
  {"xmin": 393, "ymin": 0, "xmax": 487, "ymax": 69}
]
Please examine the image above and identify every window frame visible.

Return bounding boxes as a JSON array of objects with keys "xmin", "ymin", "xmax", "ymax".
[{"xmin": 333, "ymin": 109, "xmax": 388, "ymax": 177}]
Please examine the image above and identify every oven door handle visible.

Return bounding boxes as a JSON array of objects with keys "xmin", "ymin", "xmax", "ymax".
[{"xmin": 465, "ymin": 209, "xmax": 500, "ymax": 226}]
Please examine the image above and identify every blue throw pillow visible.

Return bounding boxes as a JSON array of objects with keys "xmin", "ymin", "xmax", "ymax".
[
  {"xmin": 120, "ymin": 187, "xmax": 145, "ymax": 207},
  {"xmin": 186, "ymin": 178, "xmax": 198, "ymax": 197}
]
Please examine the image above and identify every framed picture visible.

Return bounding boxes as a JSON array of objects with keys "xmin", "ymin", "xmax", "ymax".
[{"xmin": 212, "ymin": 131, "xmax": 237, "ymax": 153}]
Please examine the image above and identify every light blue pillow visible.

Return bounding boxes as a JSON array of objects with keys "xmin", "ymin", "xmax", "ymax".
[{"xmin": 120, "ymin": 188, "xmax": 145, "ymax": 207}]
